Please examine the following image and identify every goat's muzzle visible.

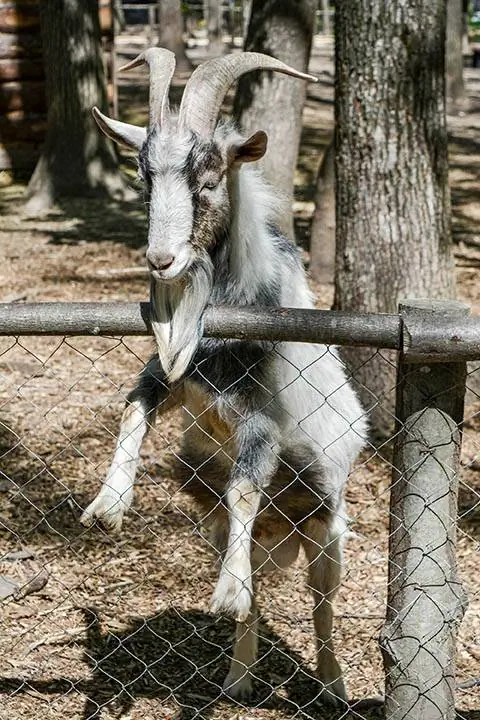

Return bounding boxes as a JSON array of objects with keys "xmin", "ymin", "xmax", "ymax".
[
  {"xmin": 147, "ymin": 251, "xmax": 175, "ymax": 272},
  {"xmin": 147, "ymin": 251, "xmax": 190, "ymax": 284}
]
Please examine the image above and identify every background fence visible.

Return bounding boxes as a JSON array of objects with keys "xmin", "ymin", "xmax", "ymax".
[{"xmin": 0, "ymin": 299, "xmax": 479, "ymax": 720}]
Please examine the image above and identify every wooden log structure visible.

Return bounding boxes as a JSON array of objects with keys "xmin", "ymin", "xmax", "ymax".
[
  {"xmin": 0, "ymin": 0, "xmax": 45, "ymax": 174},
  {"xmin": 0, "ymin": 0, "xmax": 115, "ymax": 176}
]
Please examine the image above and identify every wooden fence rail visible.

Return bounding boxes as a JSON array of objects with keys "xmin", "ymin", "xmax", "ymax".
[{"xmin": 1, "ymin": 301, "xmax": 480, "ymax": 362}]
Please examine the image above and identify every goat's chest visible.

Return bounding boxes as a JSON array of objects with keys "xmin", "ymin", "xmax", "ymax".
[{"xmin": 182, "ymin": 380, "xmax": 235, "ymax": 456}]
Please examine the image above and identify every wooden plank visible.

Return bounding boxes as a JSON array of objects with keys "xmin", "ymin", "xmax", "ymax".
[
  {"xmin": 0, "ymin": 79, "xmax": 45, "ymax": 112},
  {"xmin": 0, "ymin": 57, "xmax": 44, "ymax": 81},
  {"xmin": 0, "ymin": 111, "xmax": 46, "ymax": 140},
  {"xmin": 0, "ymin": 1, "xmax": 40, "ymax": 34},
  {"xmin": 0, "ymin": 140, "xmax": 41, "ymax": 170},
  {"xmin": 0, "ymin": 32, "xmax": 42, "ymax": 59}
]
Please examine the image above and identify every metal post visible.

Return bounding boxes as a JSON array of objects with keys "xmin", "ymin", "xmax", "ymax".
[{"xmin": 380, "ymin": 299, "xmax": 469, "ymax": 720}]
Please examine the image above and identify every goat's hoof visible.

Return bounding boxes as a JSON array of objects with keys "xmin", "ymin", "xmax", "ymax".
[
  {"xmin": 210, "ymin": 574, "xmax": 252, "ymax": 622},
  {"xmin": 222, "ymin": 673, "xmax": 253, "ymax": 703},
  {"xmin": 316, "ymin": 677, "xmax": 348, "ymax": 708},
  {"xmin": 80, "ymin": 490, "xmax": 129, "ymax": 533}
]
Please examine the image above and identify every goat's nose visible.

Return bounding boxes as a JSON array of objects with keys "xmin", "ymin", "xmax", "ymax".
[{"xmin": 147, "ymin": 252, "xmax": 175, "ymax": 271}]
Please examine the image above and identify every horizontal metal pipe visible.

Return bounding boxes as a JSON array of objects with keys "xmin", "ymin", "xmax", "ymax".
[{"xmin": 0, "ymin": 302, "xmax": 402, "ymax": 349}]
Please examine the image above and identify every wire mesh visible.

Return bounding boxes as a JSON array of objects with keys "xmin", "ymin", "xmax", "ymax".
[{"xmin": 0, "ymin": 333, "xmax": 478, "ymax": 720}]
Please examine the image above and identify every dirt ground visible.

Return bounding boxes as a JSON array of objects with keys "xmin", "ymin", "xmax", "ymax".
[{"xmin": 0, "ymin": 36, "xmax": 479, "ymax": 720}]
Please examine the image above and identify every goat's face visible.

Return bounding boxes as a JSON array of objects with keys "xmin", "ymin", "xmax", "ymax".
[
  {"xmin": 139, "ymin": 128, "xmax": 231, "ymax": 283},
  {"xmin": 91, "ymin": 48, "xmax": 313, "ymax": 290},
  {"xmin": 92, "ymin": 110, "xmax": 267, "ymax": 383}
]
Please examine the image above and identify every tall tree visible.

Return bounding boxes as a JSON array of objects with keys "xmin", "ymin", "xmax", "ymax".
[
  {"xmin": 233, "ymin": 0, "xmax": 317, "ymax": 239},
  {"xmin": 112, "ymin": 0, "xmax": 126, "ymax": 31},
  {"xmin": 446, "ymin": 0, "xmax": 467, "ymax": 111},
  {"xmin": 157, "ymin": 0, "xmax": 191, "ymax": 72},
  {"xmin": 242, "ymin": 0, "xmax": 252, "ymax": 38},
  {"xmin": 320, "ymin": 0, "xmax": 332, "ymax": 35},
  {"xmin": 335, "ymin": 1, "xmax": 455, "ymax": 436},
  {"xmin": 309, "ymin": 138, "xmax": 335, "ymax": 284},
  {"xmin": 205, "ymin": 0, "xmax": 225, "ymax": 53},
  {"xmin": 24, "ymin": 0, "xmax": 129, "ymax": 216}
]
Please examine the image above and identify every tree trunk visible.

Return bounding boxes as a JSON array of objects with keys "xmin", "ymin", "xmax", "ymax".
[
  {"xmin": 320, "ymin": 0, "xmax": 331, "ymax": 35},
  {"xmin": 233, "ymin": 0, "xmax": 317, "ymax": 240},
  {"xmin": 446, "ymin": 0, "xmax": 466, "ymax": 112},
  {"xmin": 309, "ymin": 136, "xmax": 335, "ymax": 284},
  {"xmin": 24, "ymin": 0, "xmax": 129, "ymax": 217},
  {"xmin": 158, "ymin": 0, "xmax": 191, "ymax": 72},
  {"xmin": 242, "ymin": 0, "xmax": 252, "ymax": 38},
  {"xmin": 206, "ymin": 0, "xmax": 224, "ymax": 53},
  {"xmin": 112, "ymin": 0, "xmax": 126, "ymax": 31},
  {"xmin": 335, "ymin": 1, "xmax": 455, "ymax": 438}
]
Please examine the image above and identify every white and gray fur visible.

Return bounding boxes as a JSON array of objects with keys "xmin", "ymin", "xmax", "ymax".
[{"xmin": 81, "ymin": 48, "xmax": 368, "ymax": 705}]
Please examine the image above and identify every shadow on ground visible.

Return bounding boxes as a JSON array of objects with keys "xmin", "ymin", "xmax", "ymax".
[
  {"xmin": 44, "ymin": 195, "xmax": 148, "ymax": 249},
  {"xmin": 0, "ymin": 604, "xmax": 386, "ymax": 720}
]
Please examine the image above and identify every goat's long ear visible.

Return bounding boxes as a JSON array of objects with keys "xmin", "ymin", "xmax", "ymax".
[
  {"xmin": 92, "ymin": 107, "xmax": 147, "ymax": 150},
  {"xmin": 229, "ymin": 131, "xmax": 268, "ymax": 165}
]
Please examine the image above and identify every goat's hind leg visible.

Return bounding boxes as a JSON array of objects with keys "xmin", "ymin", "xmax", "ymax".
[
  {"xmin": 223, "ymin": 599, "xmax": 259, "ymax": 702},
  {"xmin": 301, "ymin": 515, "xmax": 347, "ymax": 706},
  {"xmin": 211, "ymin": 414, "xmax": 279, "ymax": 622},
  {"xmin": 81, "ymin": 357, "xmax": 173, "ymax": 533}
]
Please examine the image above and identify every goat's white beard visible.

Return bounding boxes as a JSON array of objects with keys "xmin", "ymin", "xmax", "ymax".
[{"xmin": 150, "ymin": 255, "xmax": 214, "ymax": 384}]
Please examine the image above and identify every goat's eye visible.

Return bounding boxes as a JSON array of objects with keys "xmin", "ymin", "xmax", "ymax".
[{"xmin": 201, "ymin": 180, "xmax": 218, "ymax": 192}]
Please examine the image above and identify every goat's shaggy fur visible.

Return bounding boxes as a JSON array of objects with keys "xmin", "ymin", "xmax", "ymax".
[{"xmin": 82, "ymin": 58, "xmax": 367, "ymax": 704}]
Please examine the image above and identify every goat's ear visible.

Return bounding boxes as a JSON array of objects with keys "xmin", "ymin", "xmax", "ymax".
[
  {"xmin": 92, "ymin": 106, "xmax": 147, "ymax": 150},
  {"xmin": 229, "ymin": 130, "xmax": 268, "ymax": 165}
]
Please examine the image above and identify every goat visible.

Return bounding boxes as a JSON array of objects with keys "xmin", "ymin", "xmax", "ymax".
[{"xmin": 80, "ymin": 48, "xmax": 367, "ymax": 704}]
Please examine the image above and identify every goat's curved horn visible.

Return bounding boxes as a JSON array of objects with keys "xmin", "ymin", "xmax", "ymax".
[
  {"xmin": 119, "ymin": 47, "xmax": 176, "ymax": 128},
  {"xmin": 178, "ymin": 52, "xmax": 317, "ymax": 138}
]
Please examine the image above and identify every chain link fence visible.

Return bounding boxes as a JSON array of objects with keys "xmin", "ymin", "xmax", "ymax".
[{"xmin": 0, "ymin": 301, "xmax": 478, "ymax": 720}]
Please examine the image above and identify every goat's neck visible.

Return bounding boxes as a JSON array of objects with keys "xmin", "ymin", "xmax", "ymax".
[{"xmin": 225, "ymin": 165, "xmax": 279, "ymax": 305}]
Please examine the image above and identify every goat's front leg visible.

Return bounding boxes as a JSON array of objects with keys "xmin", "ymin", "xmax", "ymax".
[
  {"xmin": 81, "ymin": 357, "xmax": 178, "ymax": 533},
  {"xmin": 211, "ymin": 415, "xmax": 279, "ymax": 622}
]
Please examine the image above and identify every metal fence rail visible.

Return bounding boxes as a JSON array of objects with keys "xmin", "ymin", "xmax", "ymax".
[{"xmin": 0, "ymin": 299, "xmax": 478, "ymax": 720}]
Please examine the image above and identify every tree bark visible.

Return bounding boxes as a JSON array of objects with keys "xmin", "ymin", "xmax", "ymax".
[
  {"xmin": 242, "ymin": 0, "xmax": 252, "ymax": 38},
  {"xmin": 320, "ymin": 0, "xmax": 331, "ymax": 35},
  {"xmin": 24, "ymin": 0, "xmax": 129, "ymax": 216},
  {"xmin": 335, "ymin": 1, "xmax": 455, "ymax": 437},
  {"xmin": 309, "ymin": 136, "xmax": 335, "ymax": 284},
  {"xmin": 205, "ymin": 0, "xmax": 224, "ymax": 53},
  {"xmin": 233, "ymin": 0, "xmax": 317, "ymax": 240},
  {"xmin": 112, "ymin": 0, "xmax": 126, "ymax": 32},
  {"xmin": 446, "ymin": 0, "xmax": 467, "ymax": 112},
  {"xmin": 157, "ymin": 0, "xmax": 191, "ymax": 72}
]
